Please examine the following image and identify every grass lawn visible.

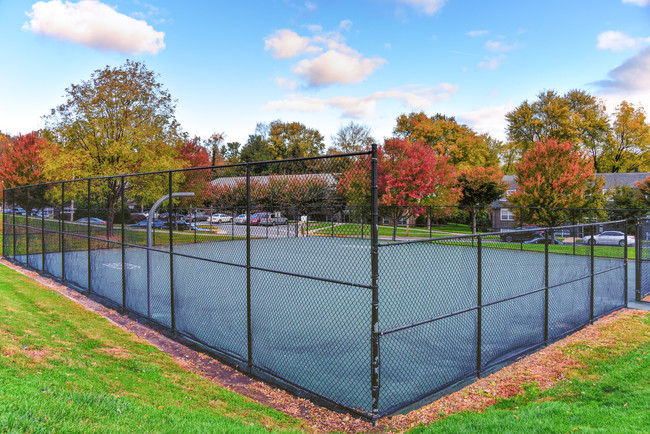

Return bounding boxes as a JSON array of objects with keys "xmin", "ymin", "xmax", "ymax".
[
  {"xmin": 0, "ymin": 264, "xmax": 305, "ymax": 433},
  {"xmin": 409, "ymin": 311, "xmax": 650, "ymax": 433}
]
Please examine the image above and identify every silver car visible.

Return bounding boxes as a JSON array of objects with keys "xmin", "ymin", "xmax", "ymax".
[
  {"xmin": 208, "ymin": 213, "xmax": 232, "ymax": 223},
  {"xmin": 582, "ymin": 231, "xmax": 635, "ymax": 247}
]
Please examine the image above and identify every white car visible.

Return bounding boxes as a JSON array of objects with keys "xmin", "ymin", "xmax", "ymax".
[
  {"xmin": 582, "ymin": 231, "xmax": 635, "ymax": 247},
  {"xmin": 208, "ymin": 213, "xmax": 232, "ymax": 223}
]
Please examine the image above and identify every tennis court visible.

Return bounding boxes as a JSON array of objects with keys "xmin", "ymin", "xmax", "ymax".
[{"xmin": 9, "ymin": 233, "xmax": 626, "ymax": 415}]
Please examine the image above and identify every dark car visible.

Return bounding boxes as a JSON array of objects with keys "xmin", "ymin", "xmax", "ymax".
[
  {"xmin": 159, "ymin": 212, "xmax": 185, "ymax": 221},
  {"xmin": 127, "ymin": 219, "xmax": 164, "ymax": 229},
  {"xmin": 162, "ymin": 220, "xmax": 190, "ymax": 231},
  {"xmin": 524, "ymin": 236, "xmax": 565, "ymax": 245},
  {"xmin": 499, "ymin": 227, "xmax": 544, "ymax": 243}
]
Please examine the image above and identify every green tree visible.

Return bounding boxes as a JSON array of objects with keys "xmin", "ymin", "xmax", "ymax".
[
  {"xmin": 393, "ymin": 112, "xmax": 499, "ymax": 168},
  {"xmin": 508, "ymin": 139, "xmax": 606, "ymax": 227},
  {"xmin": 220, "ymin": 142, "xmax": 241, "ymax": 163},
  {"xmin": 506, "ymin": 90, "xmax": 609, "ymax": 169},
  {"xmin": 205, "ymin": 132, "xmax": 226, "ymax": 167},
  {"xmin": 605, "ymin": 184, "xmax": 649, "ymax": 221},
  {"xmin": 457, "ymin": 165, "xmax": 507, "ymax": 233},
  {"xmin": 600, "ymin": 101, "xmax": 650, "ymax": 173},
  {"xmin": 268, "ymin": 120, "xmax": 324, "ymax": 159},
  {"xmin": 43, "ymin": 60, "xmax": 184, "ymax": 235},
  {"xmin": 329, "ymin": 121, "xmax": 374, "ymax": 154}
]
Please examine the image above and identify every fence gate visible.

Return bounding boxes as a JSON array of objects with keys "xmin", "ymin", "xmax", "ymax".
[{"xmin": 638, "ymin": 217, "xmax": 650, "ymax": 302}]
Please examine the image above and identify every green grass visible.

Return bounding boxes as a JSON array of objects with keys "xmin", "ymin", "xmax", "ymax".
[
  {"xmin": 0, "ymin": 264, "xmax": 305, "ymax": 433},
  {"xmin": 409, "ymin": 312, "xmax": 650, "ymax": 433}
]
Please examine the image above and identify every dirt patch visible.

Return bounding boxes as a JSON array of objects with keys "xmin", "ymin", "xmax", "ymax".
[
  {"xmin": 2, "ymin": 259, "xmax": 648, "ymax": 433},
  {"xmin": 96, "ymin": 346, "xmax": 131, "ymax": 359},
  {"xmin": 24, "ymin": 347, "xmax": 53, "ymax": 363}
]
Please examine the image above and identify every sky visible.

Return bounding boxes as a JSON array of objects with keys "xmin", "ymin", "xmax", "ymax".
[{"xmin": 1, "ymin": 0, "xmax": 650, "ymax": 147}]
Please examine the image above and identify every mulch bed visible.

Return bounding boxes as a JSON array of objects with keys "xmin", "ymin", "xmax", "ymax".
[{"xmin": 2, "ymin": 259, "xmax": 647, "ymax": 433}]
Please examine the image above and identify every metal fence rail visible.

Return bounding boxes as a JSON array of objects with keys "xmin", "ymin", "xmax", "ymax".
[{"xmin": 1, "ymin": 147, "xmax": 632, "ymax": 422}]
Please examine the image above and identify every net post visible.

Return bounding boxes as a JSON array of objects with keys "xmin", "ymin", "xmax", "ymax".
[
  {"xmin": 370, "ymin": 143, "xmax": 380, "ymax": 423},
  {"xmin": 87, "ymin": 179, "xmax": 92, "ymax": 295},
  {"xmin": 544, "ymin": 228, "xmax": 549, "ymax": 344},
  {"xmin": 121, "ymin": 176, "xmax": 126, "ymax": 309},
  {"xmin": 476, "ymin": 234, "xmax": 482, "ymax": 377},
  {"xmin": 246, "ymin": 163, "xmax": 252, "ymax": 372},
  {"xmin": 169, "ymin": 171, "xmax": 176, "ymax": 331}
]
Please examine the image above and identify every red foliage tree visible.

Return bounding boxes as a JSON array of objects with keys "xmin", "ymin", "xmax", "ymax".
[
  {"xmin": 176, "ymin": 137, "xmax": 215, "ymax": 209},
  {"xmin": 635, "ymin": 175, "xmax": 650, "ymax": 208},
  {"xmin": 508, "ymin": 139, "xmax": 605, "ymax": 227},
  {"xmin": 0, "ymin": 132, "xmax": 53, "ymax": 211}
]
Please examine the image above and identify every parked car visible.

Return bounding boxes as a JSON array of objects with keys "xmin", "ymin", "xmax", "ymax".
[
  {"xmin": 249, "ymin": 213, "xmax": 263, "ymax": 225},
  {"xmin": 524, "ymin": 236, "xmax": 565, "ymax": 245},
  {"xmin": 259, "ymin": 212, "xmax": 289, "ymax": 226},
  {"xmin": 127, "ymin": 219, "xmax": 164, "ymax": 229},
  {"xmin": 499, "ymin": 227, "xmax": 544, "ymax": 243},
  {"xmin": 161, "ymin": 220, "xmax": 190, "ymax": 231},
  {"xmin": 582, "ymin": 231, "xmax": 635, "ymax": 247},
  {"xmin": 9, "ymin": 207, "xmax": 27, "ymax": 216},
  {"xmin": 159, "ymin": 212, "xmax": 185, "ymax": 221},
  {"xmin": 234, "ymin": 214, "xmax": 248, "ymax": 225},
  {"xmin": 188, "ymin": 212, "xmax": 209, "ymax": 222},
  {"xmin": 127, "ymin": 213, "xmax": 147, "ymax": 224},
  {"xmin": 76, "ymin": 217, "xmax": 107, "ymax": 225},
  {"xmin": 208, "ymin": 213, "xmax": 232, "ymax": 223}
]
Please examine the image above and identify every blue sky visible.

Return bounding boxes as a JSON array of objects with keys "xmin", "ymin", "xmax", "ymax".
[{"xmin": 1, "ymin": 0, "xmax": 650, "ymax": 146}]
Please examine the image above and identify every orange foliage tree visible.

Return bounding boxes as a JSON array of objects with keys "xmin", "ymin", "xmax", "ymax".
[{"xmin": 508, "ymin": 139, "xmax": 605, "ymax": 227}]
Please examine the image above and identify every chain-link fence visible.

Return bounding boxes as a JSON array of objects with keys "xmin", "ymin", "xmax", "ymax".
[
  {"xmin": 637, "ymin": 217, "xmax": 650, "ymax": 302},
  {"xmin": 1, "ymin": 146, "xmax": 632, "ymax": 422}
]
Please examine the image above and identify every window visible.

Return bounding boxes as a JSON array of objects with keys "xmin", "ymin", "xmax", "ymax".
[{"xmin": 500, "ymin": 208, "xmax": 515, "ymax": 221}]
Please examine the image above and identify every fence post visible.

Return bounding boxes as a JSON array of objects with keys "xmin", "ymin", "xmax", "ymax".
[
  {"xmin": 11, "ymin": 190, "xmax": 15, "ymax": 260},
  {"xmin": 590, "ymin": 224, "xmax": 595, "ymax": 321},
  {"xmin": 370, "ymin": 143, "xmax": 380, "ymax": 423},
  {"xmin": 246, "ymin": 164, "xmax": 252, "ymax": 372},
  {"xmin": 121, "ymin": 176, "xmax": 126, "ymax": 309},
  {"xmin": 25, "ymin": 190, "xmax": 29, "ymax": 265},
  {"xmin": 476, "ymin": 235, "xmax": 482, "ymax": 377},
  {"xmin": 87, "ymin": 179, "xmax": 92, "ymax": 294},
  {"xmin": 544, "ymin": 228, "xmax": 549, "ymax": 344},
  {"xmin": 61, "ymin": 182, "xmax": 66, "ymax": 281},
  {"xmin": 623, "ymin": 220, "xmax": 628, "ymax": 307},
  {"xmin": 169, "ymin": 171, "xmax": 176, "ymax": 331},
  {"xmin": 636, "ymin": 218, "xmax": 642, "ymax": 302},
  {"xmin": 41, "ymin": 189, "xmax": 45, "ymax": 272}
]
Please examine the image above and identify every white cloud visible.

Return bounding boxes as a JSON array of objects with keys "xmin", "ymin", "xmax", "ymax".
[
  {"xmin": 485, "ymin": 39, "xmax": 516, "ymax": 52},
  {"xmin": 478, "ymin": 56, "xmax": 501, "ymax": 70},
  {"xmin": 274, "ymin": 77, "xmax": 297, "ymax": 90},
  {"xmin": 459, "ymin": 104, "xmax": 514, "ymax": 141},
  {"xmin": 23, "ymin": 0, "xmax": 165, "ymax": 55},
  {"xmin": 595, "ymin": 46, "xmax": 650, "ymax": 92},
  {"xmin": 264, "ymin": 84, "xmax": 458, "ymax": 118},
  {"xmin": 338, "ymin": 20, "xmax": 352, "ymax": 31},
  {"xmin": 293, "ymin": 50, "xmax": 386, "ymax": 86},
  {"xmin": 467, "ymin": 30, "xmax": 489, "ymax": 37},
  {"xmin": 622, "ymin": 0, "xmax": 650, "ymax": 6},
  {"xmin": 398, "ymin": 0, "xmax": 446, "ymax": 15},
  {"xmin": 597, "ymin": 30, "xmax": 650, "ymax": 51},
  {"xmin": 264, "ymin": 29, "xmax": 321, "ymax": 59}
]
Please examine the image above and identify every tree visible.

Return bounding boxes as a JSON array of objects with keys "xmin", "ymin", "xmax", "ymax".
[
  {"xmin": 508, "ymin": 139, "xmax": 606, "ymax": 227},
  {"xmin": 600, "ymin": 101, "xmax": 650, "ymax": 173},
  {"xmin": 0, "ymin": 132, "xmax": 53, "ymax": 212},
  {"xmin": 506, "ymin": 90, "xmax": 609, "ymax": 169},
  {"xmin": 329, "ymin": 122, "xmax": 374, "ymax": 154},
  {"xmin": 394, "ymin": 112, "xmax": 499, "ymax": 168},
  {"xmin": 176, "ymin": 137, "xmax": 213, "ymax": 208},
  {"xmin": 205, "ymin": 132, "xmax": 226, "ymax": 167},
  {"xmin": 457, "ymin": 165, "xmax": 507, "ymax": 233},
  {"xmin": 43, "ymin": 60, "xmax": 184, "ymax": 235},
  {"xmin": 605, "ymin": 184, "xmax": 649, "ymax": 221},
  {"xmin": 636, "ymin": 175, "xmax": 650, "ymax": 208},
  {"xmin": 220, "ymin": 142, "xmax": 241, "ymax": 163},
  {"xmin": 268, "ymin": 120, "xmax": 325, "ymax": 160}
]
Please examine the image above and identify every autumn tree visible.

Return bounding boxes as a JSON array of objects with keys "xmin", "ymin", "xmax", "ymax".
[
  {"xmin": 394, "ymin": 112, "xmax": 499, "ymax": 168},
  {"xmin": 636, "ymin": 175, "xmax": 650, "ymax": 208},
  {"xmin": 205, "ymin": 132, "xmax": 226, "ymax": 167},
  {"xmin": 0, "ymin": 132, "xmax": 53, "ymax": 212},
  {"xmin": 457, "ymin": 165, "xmax": 507, "ymax": 233},
  {"xmin": 329, "ymin": 122, "xmax": 374, "ymax": 154},
  {"xmin": 508, "ymin": 139, "xmax": 606, "ymax": 227},
  {"xmin": 268, "ymin": 120, "xmax": 325, "ymax": 160},
  {"xmin": 175, "ymin": 137, "xmax": 214, "ymax": 208},
  {"xmin": 600, "ymin": 101, "xmax": 650, "ymax": 173},
  {"xmin": 43, "ymin": 60, "xmax": 184, "ymax": 235},
  {"xmin": 506, "ymin": 90, "xmax": 610, "ymax": 169}
]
